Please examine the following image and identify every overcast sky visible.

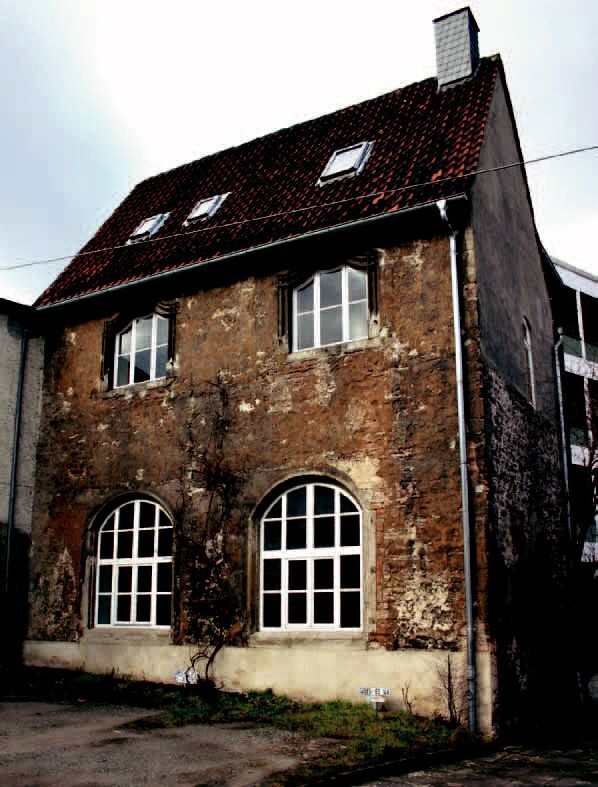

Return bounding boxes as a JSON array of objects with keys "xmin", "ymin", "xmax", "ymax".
[{"xmin": 1, "ymin": 0, "xmax": 596, "ymax": 304}]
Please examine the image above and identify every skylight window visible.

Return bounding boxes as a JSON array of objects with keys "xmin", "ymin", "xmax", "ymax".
[
  {"xmin": 185, "ymin": 193, "xmax": 228, "ymax": 224},
  {"xmin": 128, "ymin": 213, "xmax": 169, "ymax": 244},
  {"xmin": 319, "ymin": 141, "xmax": 373, "ymax": 185}
]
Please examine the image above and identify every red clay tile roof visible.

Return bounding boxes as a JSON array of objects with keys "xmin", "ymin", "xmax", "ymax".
[{"xmin": 37, "ymin": 57, "xmax": 499, "ymax": 307}]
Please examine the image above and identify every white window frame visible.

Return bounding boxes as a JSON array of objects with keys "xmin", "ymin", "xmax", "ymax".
[
  {"xmin": 184, "ymin": 193, "xmax": 229, "ymax": 225},
  {"xmin": 523, "ymin": 317, "xmax": 536, "ymax": 408},
  {"xmin": 318, "ymin": 141, "xmax": 373, "ymax": 185},
  {"xmin": 292, "ymin": 266, "xmax": 368, "ymax": 351},
  {"xmin": 95, "ymin": 499, "xmax": 173, "ymax": 628},
  {"xmin": 113, "ymin": 313, "xmax": 169, "ymax": 388},
  {"xmin": 260, "ymin": 482, "xmax": 362, "ymax": 631},
  {"xmin": 128, "ymin": 213, "xmax": 169, "ymax": 243}
]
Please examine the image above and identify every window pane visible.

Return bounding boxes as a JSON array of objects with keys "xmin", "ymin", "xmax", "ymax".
[
  {"xmin": 119, "ymin": 327, "xmax": 132, "ymax": 355},
  {"xmin": 340, "ymin": 514, "xmax": 360, "ymax": 547},
  {"xmin": 297, "ymin": 313, "xmax": 314, "ymax": 350},
  {"xmin": 263, "ymin": 559, "xmax": 281, "ymax": 591},
  {"xmin": 139, "ymin": 502, "xmax": 155, "ymax": 529},
  {"xmin": 340, "ymin": 495, "xmax": 358, "ymax": 514},
  {"xmin": 266, "ymin": 499, "xmax": 282, "ymax": 518},
  {"xmin": 118, "ymin": 566, "xmax": 132, "ymax": 592},
  {"xmin": 314, "ymin": 486, "xmax": 334, "ymax": 515},
  {"xmin": 286, "ymin": 518, "xmax": 306, "ymax": 550},
  {"xmin": 348, "ymin": 268, "xmax": 367, "ymax": 301},
  {"xmin": 134, "ymin": 349, "xmax": 151, "ymax": 382},
  {"xmin": 137, "ymin": 565, "xmax": 152, "ymax": 593},
  {"xmin": 320, "ymin": 306, "xmax": 342, "ymax": 345},
  {"xmin": 118, "ymin": 504, "xmax": 134, "ymax": 530},
  {"xmin": 117, "ymin": 595, "xmax": 131, "ymax": 622},
  {"xmin": 117, "ymin": 531, "xmax": 133, "ymax": 559},
  {"xmin": 155, "ymin": 345, "xmax": 168, "ymax": 378},
  {"xmin": 98, "ymin": 596, "xmax": 111, "ymax": 624},
  {"xmin": 158, "ymin": 528, "xmax": 172, "ymax": 557},
  {"xmin": 137, "ymin": 529, "xmax": 154, "ymax": 557},
  {"xmin": 326, "ymin": 146, "xmax": 362, "ymax": 177},
  {"xmin": 157, "ymin": 563, "xmax": 172, "ymax": 592},
  {"xmin": 99, "ymin": 565, "xmax": 112, "ymax": 593},
  {"xmin": 314, "ymin": 559, "xmax": 333, "ymax": 589},
  {"xmin": 297, "ymin": 281, "xmax": 314, "ymax": 313},
  {"xmin": 136, "ymin": 595, "xmax": 151, "ymax": 623},
  {"xmin": 340, "ymin": 555, "xmax": 360, "ymax": 589},
  {"xmin": 320, "ymin": 270, "xmax": 342, "ymax": 308},
  {"xmin": 99, "ymin": 531, "xmax": 114, "ymax": 559},
  {"xmin": 314, "ymin": 592, "xmax": 334, "ymax": 624},
  {"xmin": 263, "ymin": 594, "xmax": 281, "ymax": 627},
  {"xmin": 159, "ymin": 511, "xmax": 170, "ymax": 528},
  {"xmin": 156, "ymin": 594, "xmax": 171, "ymax": 626},
  {"xmin": 287, "ymin": 488, "xmax": 306, "ymax": 517},
  {"xmin": 314, "ymin": 516, "xmax": 335, "ymax": 548},
  {"xmin": 116, "ymin": 356, "xmax": 130, "ymax": 387},
  {"xmin": 340, "ymin": 591, "xmax": 360, "ymax": 628},
  {"xmin": 156, "ymin": 315, "xmax": 169, "ymax": 345},
  {"xmin": 264, "ymin": 521, "xmax": 281, "ymax": 551},
  {"xmin": 349, "ymin": 301, "xmax": 368, "ymax": 341},
  {"xmin": 288, "ymin": 593, "xmax": 307, "ymax": 624},
  {"xmin": 135, "ymin": 318, "xmax": 152, "ymax": 350},
  {"xmin": 288, "ymin": 560, "xmax": 307, "ymax": 590}
]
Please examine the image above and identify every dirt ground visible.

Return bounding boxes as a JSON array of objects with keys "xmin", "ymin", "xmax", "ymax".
[{"xmin": 0, "ymin": 702, "xmax": 328, "ymax": 786}]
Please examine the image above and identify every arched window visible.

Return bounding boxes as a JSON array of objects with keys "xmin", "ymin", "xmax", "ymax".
[
  {"xmin": 95, "ymin": 499, "xmax": 173, "ymax": 627},
  {"xmin": 260, "ymin": 482, "xmax": 362, "ymax": 630},
  {"xmin": 114, "ymin": 313, "xmax": 170, "ymax": 387},
  {"xmin": 522, "ymin": 317, "xmax": 536, "ymax": 408},
  {"xmin": 293, "ymin": 266, "xmax": 368, "ymax": 351}
]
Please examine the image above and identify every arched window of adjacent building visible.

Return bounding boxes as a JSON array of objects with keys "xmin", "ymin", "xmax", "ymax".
[
  {"xmin": 95, "ymin": 498, "xmax": 173, "ymax": 627},
  {"xmin": 114, "ymin": 313, "xmax": 170, "ymax": 387},
  {"xmin": 260, "ymin": 481, "xmax": 362, "ymax": 630},
  {"xmin": 292, "ymin": 266, "xmax": 368, "ymax": 351},
  {"xmin": 522, "ymin": 317, "xmax": 536, "ymax": 408}
]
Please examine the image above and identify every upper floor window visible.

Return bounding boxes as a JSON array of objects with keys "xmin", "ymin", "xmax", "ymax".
[
  {"xmin": 96, "ymin": 498, "xmax": 173, "ymax": 628},
  {"xmin": 185, "ymin": 193, "xmax": 228, "ymax": 224},
  {"xmin": 522, "ymin": 317, "xmax": 536, "ymax": 408},
  {"xmin": 318, "ymin": 141, "xmax": 373, "ymax": 185},
  {"xmin": 293, "ymin": 266, "xmax": 368, "ymax": 351},
  {"xmin": 260, "ymin": 482, "xmax": 362, "ymax": 631},
  {"xmin": 128, "ymin": 213, "xmax": 169, "ymax": 243},
  {"xmin": 114, "ymin": 313, "xmax": 169, "ymax": 387}
]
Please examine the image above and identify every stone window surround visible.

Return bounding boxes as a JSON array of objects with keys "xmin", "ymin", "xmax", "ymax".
[{"xmin": 100, "ymin": 300, "xmax": 178, "ymax": 393}]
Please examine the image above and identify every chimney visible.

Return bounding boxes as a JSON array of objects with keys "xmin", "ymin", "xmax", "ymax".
[{"xmin": 434, "ymin": 7, "xmax": 480, "ymax": 89}]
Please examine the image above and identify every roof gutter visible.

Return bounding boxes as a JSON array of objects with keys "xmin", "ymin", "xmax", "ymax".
[
  {"xmin": 37, "ymin": 194, "xmax": 469, "ymax": 314},
  {"xmin": 436, "ymin": 198, "xmax": 476, "ymax": 733}
]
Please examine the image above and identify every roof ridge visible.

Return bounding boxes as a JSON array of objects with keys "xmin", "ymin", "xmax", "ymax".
[{"xmin": 139, "ymin": 57, "xmax": 498, "ymax": 187}]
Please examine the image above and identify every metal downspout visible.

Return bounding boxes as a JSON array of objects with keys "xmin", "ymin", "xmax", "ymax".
[
  {"xmin": 5, "ymin": 327, "xmax": 28, "ymax": 595},
  {"xmin": 436, "ymin": 200, "xmax": 476, "ymax": 732}
]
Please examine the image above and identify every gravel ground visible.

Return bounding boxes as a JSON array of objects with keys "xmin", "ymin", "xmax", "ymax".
[{"xmin": 0, "ymin": 702, "xmax": 317, "ymax": 786}]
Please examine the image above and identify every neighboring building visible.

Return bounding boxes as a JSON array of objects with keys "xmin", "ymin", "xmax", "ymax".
[
  {"xmin": 0, "ymin": 299, "xmax": 44, "ymax": 665},
  {"xmin": 552, "ymin": 259, "xmax": 598, "ymax": 562},
  {"xmin": 25, "ymin": 9, "xmax": 573, "ymax": 734}
]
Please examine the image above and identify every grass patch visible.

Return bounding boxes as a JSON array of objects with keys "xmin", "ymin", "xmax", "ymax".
[{"xmin": 1, "ymin": 667, "xmax": 471, "ymax": 784}]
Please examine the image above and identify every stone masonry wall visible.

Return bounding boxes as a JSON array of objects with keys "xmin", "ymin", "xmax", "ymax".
[
  {"xmin": 484, "ymin": 367, "xmax": 573, "ymax": 733},
  {"xmin": 29, "ymin": 234, "xmax": 472, "ymax": 653}
]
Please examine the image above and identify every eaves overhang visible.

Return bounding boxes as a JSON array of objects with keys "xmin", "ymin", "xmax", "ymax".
[{"xmin": 35, "ymin": 193, "xmax": 470, "ymax": 320}]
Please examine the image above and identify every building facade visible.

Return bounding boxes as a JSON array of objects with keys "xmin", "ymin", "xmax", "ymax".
[{"xmin": 23, "ymin": 10, "xmax": 573, "ymax": 734}]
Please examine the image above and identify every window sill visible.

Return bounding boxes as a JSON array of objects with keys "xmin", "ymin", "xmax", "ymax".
[
  {"xmin": 249, "ymin": 631, "xmax": 366, "ymax": 649},
  {"xmin": 83, "ymin": 627, "xmax": 172, "ymax": 644},
  {"xmin": 98, "ymin": 375, "xmax": 176, "ymax": 400},
  {"xmin": 287, "ymin": 335, "xmax": 381, "ymax": 363}
]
